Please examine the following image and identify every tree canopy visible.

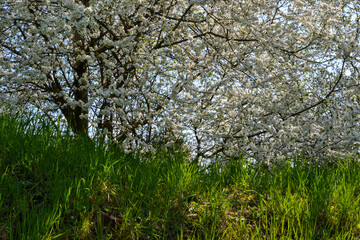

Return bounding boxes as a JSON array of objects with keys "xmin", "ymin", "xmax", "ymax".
[{"xmin": 0, "ymin": 0, "xmax": 359, "ymax": 162}]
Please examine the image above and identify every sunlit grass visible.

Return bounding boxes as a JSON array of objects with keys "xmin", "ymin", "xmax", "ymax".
[{"xmin": 0, "ymin": 113, "xmax": 360, "ymax": 239}]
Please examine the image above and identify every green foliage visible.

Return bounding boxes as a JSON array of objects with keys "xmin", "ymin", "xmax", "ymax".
[{"xmin": 0, "ymin": 113, "xmax": 360, "ymax": 239}]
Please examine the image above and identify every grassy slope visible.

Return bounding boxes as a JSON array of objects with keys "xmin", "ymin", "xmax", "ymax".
[{"xmin": 0, "ymin": 113, "xmax": 360, "ymax": 239}]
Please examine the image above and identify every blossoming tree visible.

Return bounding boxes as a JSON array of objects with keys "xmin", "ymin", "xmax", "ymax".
[{"xmin": 1, "ymin": 0, "xmax": 359, "ymax": 162}]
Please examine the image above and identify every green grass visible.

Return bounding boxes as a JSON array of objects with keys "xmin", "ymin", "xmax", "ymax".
[{"xmin": 0, "ymin": 113, "xmax": 360, "ymax": 239}]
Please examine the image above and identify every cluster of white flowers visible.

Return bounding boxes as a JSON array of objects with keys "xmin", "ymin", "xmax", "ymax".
[{"xmin": 0, "ymin": 0, "xmax": 359, "ymax": 163}]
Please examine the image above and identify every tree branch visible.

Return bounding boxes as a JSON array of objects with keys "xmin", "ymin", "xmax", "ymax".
[{"xmin": 284, "ymin": 57, "xmax": 347, "ymax": 120}]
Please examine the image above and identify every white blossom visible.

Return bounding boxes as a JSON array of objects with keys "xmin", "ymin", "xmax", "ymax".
[{"xmin": 0, "ymin": 0, "xmax": 359, "ymax": 163}]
